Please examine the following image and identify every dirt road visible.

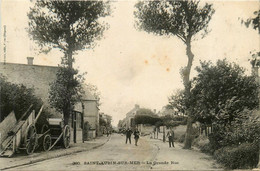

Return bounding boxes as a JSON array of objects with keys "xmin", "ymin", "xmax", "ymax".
[{"xmin": 9, "ymin": 134, "xmax": 222, "ymax": 170}]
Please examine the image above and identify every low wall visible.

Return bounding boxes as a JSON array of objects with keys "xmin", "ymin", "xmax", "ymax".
[
  {"xmin": 138, "ymin": 124, "xmax": 154, "ymax": 136},
  {"xmin": 152, "ymin": 125, "xmax": 187, "ymax": 141}
]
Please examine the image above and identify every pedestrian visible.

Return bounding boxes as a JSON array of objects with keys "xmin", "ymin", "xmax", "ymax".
[
  {"xmin": 125, "ymin": 128, "xmax": 132, "ymax": 144},
  {"xmin": 166, "ymin": 127, "xmax": 175, "ymax": 148},
  {"xmin": 133, "ymin": 128, "xmax": 140, "ymax": 146}
]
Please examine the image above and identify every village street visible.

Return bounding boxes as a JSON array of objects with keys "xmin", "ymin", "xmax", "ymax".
[{"xmin": 8, "ymin": 134, "xmax": 222, "ymax": 170}]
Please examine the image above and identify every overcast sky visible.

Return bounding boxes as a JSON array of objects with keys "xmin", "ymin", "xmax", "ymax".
[{"xmin": 1, "ymin": 0, "xmax": 259, "ymax": 126}]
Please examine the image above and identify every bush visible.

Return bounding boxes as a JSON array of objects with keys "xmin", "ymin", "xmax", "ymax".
[
  {"xmin": 214, "ymin": 142, "xmax": 259, "ymax": 169},
  {"xmin": 200, "ymin": 143, "xmax": 215, "ymax": 155},
  {"xmin": 193, "ymin": 135, "xmax": 209, "ymax": 147},
  {"xmin": 193, "ymin": 135, "xmax": 214, "ymax": 155},
  {"xmin": 208, "ymin": 110, "xmax": 260, "ymax": 151},
  {"xmin": 0, "ymin": 74, "xmax": 51, "ymax": 130},
  {"xmin": 0, "ymin": 75, "xmax": 42, "ymax": 121}
]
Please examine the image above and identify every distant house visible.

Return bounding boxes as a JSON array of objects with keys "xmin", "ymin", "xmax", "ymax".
[
  {"xmin": 120, "ymin": 105, "xmax": 162, "ymax": 135},
  {"xmin": 122, "ymin": 104, "xmax": 140, "ymax": 129},
  {"xmin": 0, "ymin": 57, "xmax": 99, "ymax": 142}
]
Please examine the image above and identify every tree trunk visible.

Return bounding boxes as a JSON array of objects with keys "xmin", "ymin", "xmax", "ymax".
[
  {"xmin": 255, "ymin": 65, "xmax": 260, "ymax": 168},
  {"xmin": 67, "ymin": 49, "xmax": 73, "ymax": 69},
  {"xmin": 183, "ymin": 37, "xmax": 194, "ymax": 149},
  {"xmin": 63, "ymin": 109, "xmax": 70, "ymax": 126},
  {"xmin": 184, "ymin": 116, "xmax": 193, "ymax": 149},
  {"xmin": 163, "ymin": 126, "xmax": 166, "ymax": 142},
  {"xmin": 63, "ymin": 48, "xmax": 73, "ymax": 126}
]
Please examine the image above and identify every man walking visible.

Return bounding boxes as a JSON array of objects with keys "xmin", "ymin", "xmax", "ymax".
[
  {"xmin": 166, "ymin": 127, "xmax": 175, "ymax": 148},
  {"xmin": 133, "ymin": 128, "xmax": 140, "ymax": 146},
  {"xmin": 125, "ymin": 128, "xmax": 132, "ymax": 144}
]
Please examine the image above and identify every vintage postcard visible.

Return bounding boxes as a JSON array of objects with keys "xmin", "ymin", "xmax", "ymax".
[{"xmin": 0, "ymin": 0, "xmax": 259, "ymax": 170}]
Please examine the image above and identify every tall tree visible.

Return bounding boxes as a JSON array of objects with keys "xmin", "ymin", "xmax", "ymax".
[
  {"xmin": 135, "ymin": 0, "xmax": 215, "ymax": 148},
  {"xmin": 28, "ymin": 1, "xmax": 110, "ymax": 124},
  {"xmin": 28, "ymin": 0, "xmax": 110, "ymax": 68}
]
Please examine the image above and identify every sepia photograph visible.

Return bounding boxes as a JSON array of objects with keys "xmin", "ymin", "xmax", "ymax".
[{"xmin": 0, "ymin": 0, "xmax": 259, "ymax": 170}]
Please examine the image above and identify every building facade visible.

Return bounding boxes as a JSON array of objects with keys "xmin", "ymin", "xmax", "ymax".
[
  {"xmin": 74, "ymin": 90, "xmax": 99, "ymax": 139},
  {"xmin": 0, "ymin": 58, "xmax": 99, "ymax": 141}
]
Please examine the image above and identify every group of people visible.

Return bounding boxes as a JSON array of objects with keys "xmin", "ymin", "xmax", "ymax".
[
  {"xmin": 124, "ymin": 127, "xmax": 175, "ymax": 148},
  {"xmin": 125, "ymin": 128, "xmax": 140, "ymax": 146}
]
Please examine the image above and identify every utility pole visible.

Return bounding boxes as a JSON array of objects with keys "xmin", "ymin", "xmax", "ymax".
[{"xmin": 3, "ymin": 25, "xmax": 7, "ymax": 64}]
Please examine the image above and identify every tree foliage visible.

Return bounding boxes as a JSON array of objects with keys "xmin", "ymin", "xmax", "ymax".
[
  {"xmin": 49, "ymin": 66, "xmax": 84, "ymax": 125},
  {"xmin": 136, "ymin": 108, "xmax": 156, "ymax": 116},
  {"xmin": 28, "ymin": 0, "xmax": 111, "ymax": 67},
  {"xmin": 134, "ymin": 108, "xmax": 160, "ymax": 125},
  {"xmin": 135, "ymin": 0, "xmax": 214, "ymax": 42},
  {"xmin": 85, "ymin": 83, "xmax": 101, "ymax": 107},
  {"xmin": 241, "ymin": 10, "xmax": 259, "ymax": 33},
  {"xmin": 0, "ymin": 74, "xmax": 51, "ymax": 126},
  {"xmin": 191, "ymin": 59, "xmax": 259, "ymax": 125},
  {"xmin": 160, "ymin": 114, "xmax": 187, "ymax": 128},
  {"xmin": 167, "ymin": 90, "xmax": 187, "ymax": 115},
  {"xmin": 240, "ymin": 10, "xmax": 260, "ymax": 68},
  {"xmin": 99, "ymin": 114, "xmax": 112, "ymax": 131},
  {"xmin": 134, "ymin": 115, "xmax": 161, "ymax": 125},
  {"xmin": 99, "ymin": 117, "xmax": 107, "ymax": 127}
]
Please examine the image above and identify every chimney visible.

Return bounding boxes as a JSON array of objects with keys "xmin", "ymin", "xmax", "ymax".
[
  {"xmin": 135, "ymin": 104, "xmax": 140, "ymax": 109},
  {"xmin": 27, "ymin": 57, "xmax": 34, "ymax": 65},
  {"xmin": 153, "ymin": 109, "xmax": 156, "ymax": 114}
]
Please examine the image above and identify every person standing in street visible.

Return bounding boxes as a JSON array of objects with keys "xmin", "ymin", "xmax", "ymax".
[
  {"xmin": 133, "ymin": 128, "xmax": 140, "ymax": 146},
  {"xmin": 107, "ymin": 130, "xmax": 109, "ymax": 137},
  {"xmin": 125, "ymin": 128, "xmax": 132, "ymax": 144},
  {"xmin": 166, "ymin": 127, "xmax": 175, "ymax": 148}
]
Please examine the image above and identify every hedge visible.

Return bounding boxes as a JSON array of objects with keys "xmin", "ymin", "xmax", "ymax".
[{"xmin": 214, "ymin": 142, "xmax": 259, "ymax": 169}]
